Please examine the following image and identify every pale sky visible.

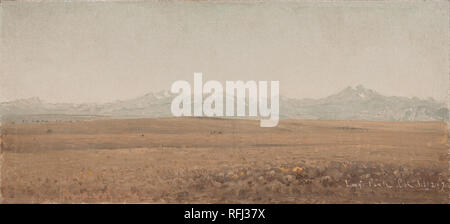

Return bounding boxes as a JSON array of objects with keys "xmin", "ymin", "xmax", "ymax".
[{"xmin": 1, "ymin": 1, "xmax": 448, "ymax": 103}]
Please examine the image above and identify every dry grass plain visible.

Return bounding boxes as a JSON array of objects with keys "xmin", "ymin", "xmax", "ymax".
[{"xmin": 1, "ymin": 117, "xmax": 448, "ymax": 203}]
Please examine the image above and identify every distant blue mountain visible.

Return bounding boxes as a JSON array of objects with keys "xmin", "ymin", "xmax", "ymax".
[{"xmin": 1, "ymin": 86, "xmax": 448, "ymax": 122}]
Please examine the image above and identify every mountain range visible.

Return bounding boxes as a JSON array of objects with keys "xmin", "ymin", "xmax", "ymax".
[{"xmin": 0, "ymin": 85, "xmax": 448, "ymax": 122}]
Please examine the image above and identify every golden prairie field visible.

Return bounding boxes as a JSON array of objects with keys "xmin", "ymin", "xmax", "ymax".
[{"xmin": 0, "ymin": 118, "xmax": 448, "ymax": 203}]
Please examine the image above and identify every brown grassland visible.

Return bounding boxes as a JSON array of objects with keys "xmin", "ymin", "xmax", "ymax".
[{"xmin": 0, "ymin": 118, "xmax": 448, "ymax": 203}]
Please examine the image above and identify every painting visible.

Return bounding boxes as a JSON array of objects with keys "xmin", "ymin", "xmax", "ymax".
[{"xmin": 0, "ymin": 0, "xmax": 448, "ymax": 204}]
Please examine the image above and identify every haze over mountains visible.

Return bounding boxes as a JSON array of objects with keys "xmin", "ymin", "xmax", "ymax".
[{"xmin": 0, "ymin": 85, "xmax": 448, "ymax": 122}]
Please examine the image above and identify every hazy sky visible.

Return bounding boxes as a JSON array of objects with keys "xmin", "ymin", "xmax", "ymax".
[{"xmin": 1, "ymin": 1, "xmax": 448, "ymax": 103}]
